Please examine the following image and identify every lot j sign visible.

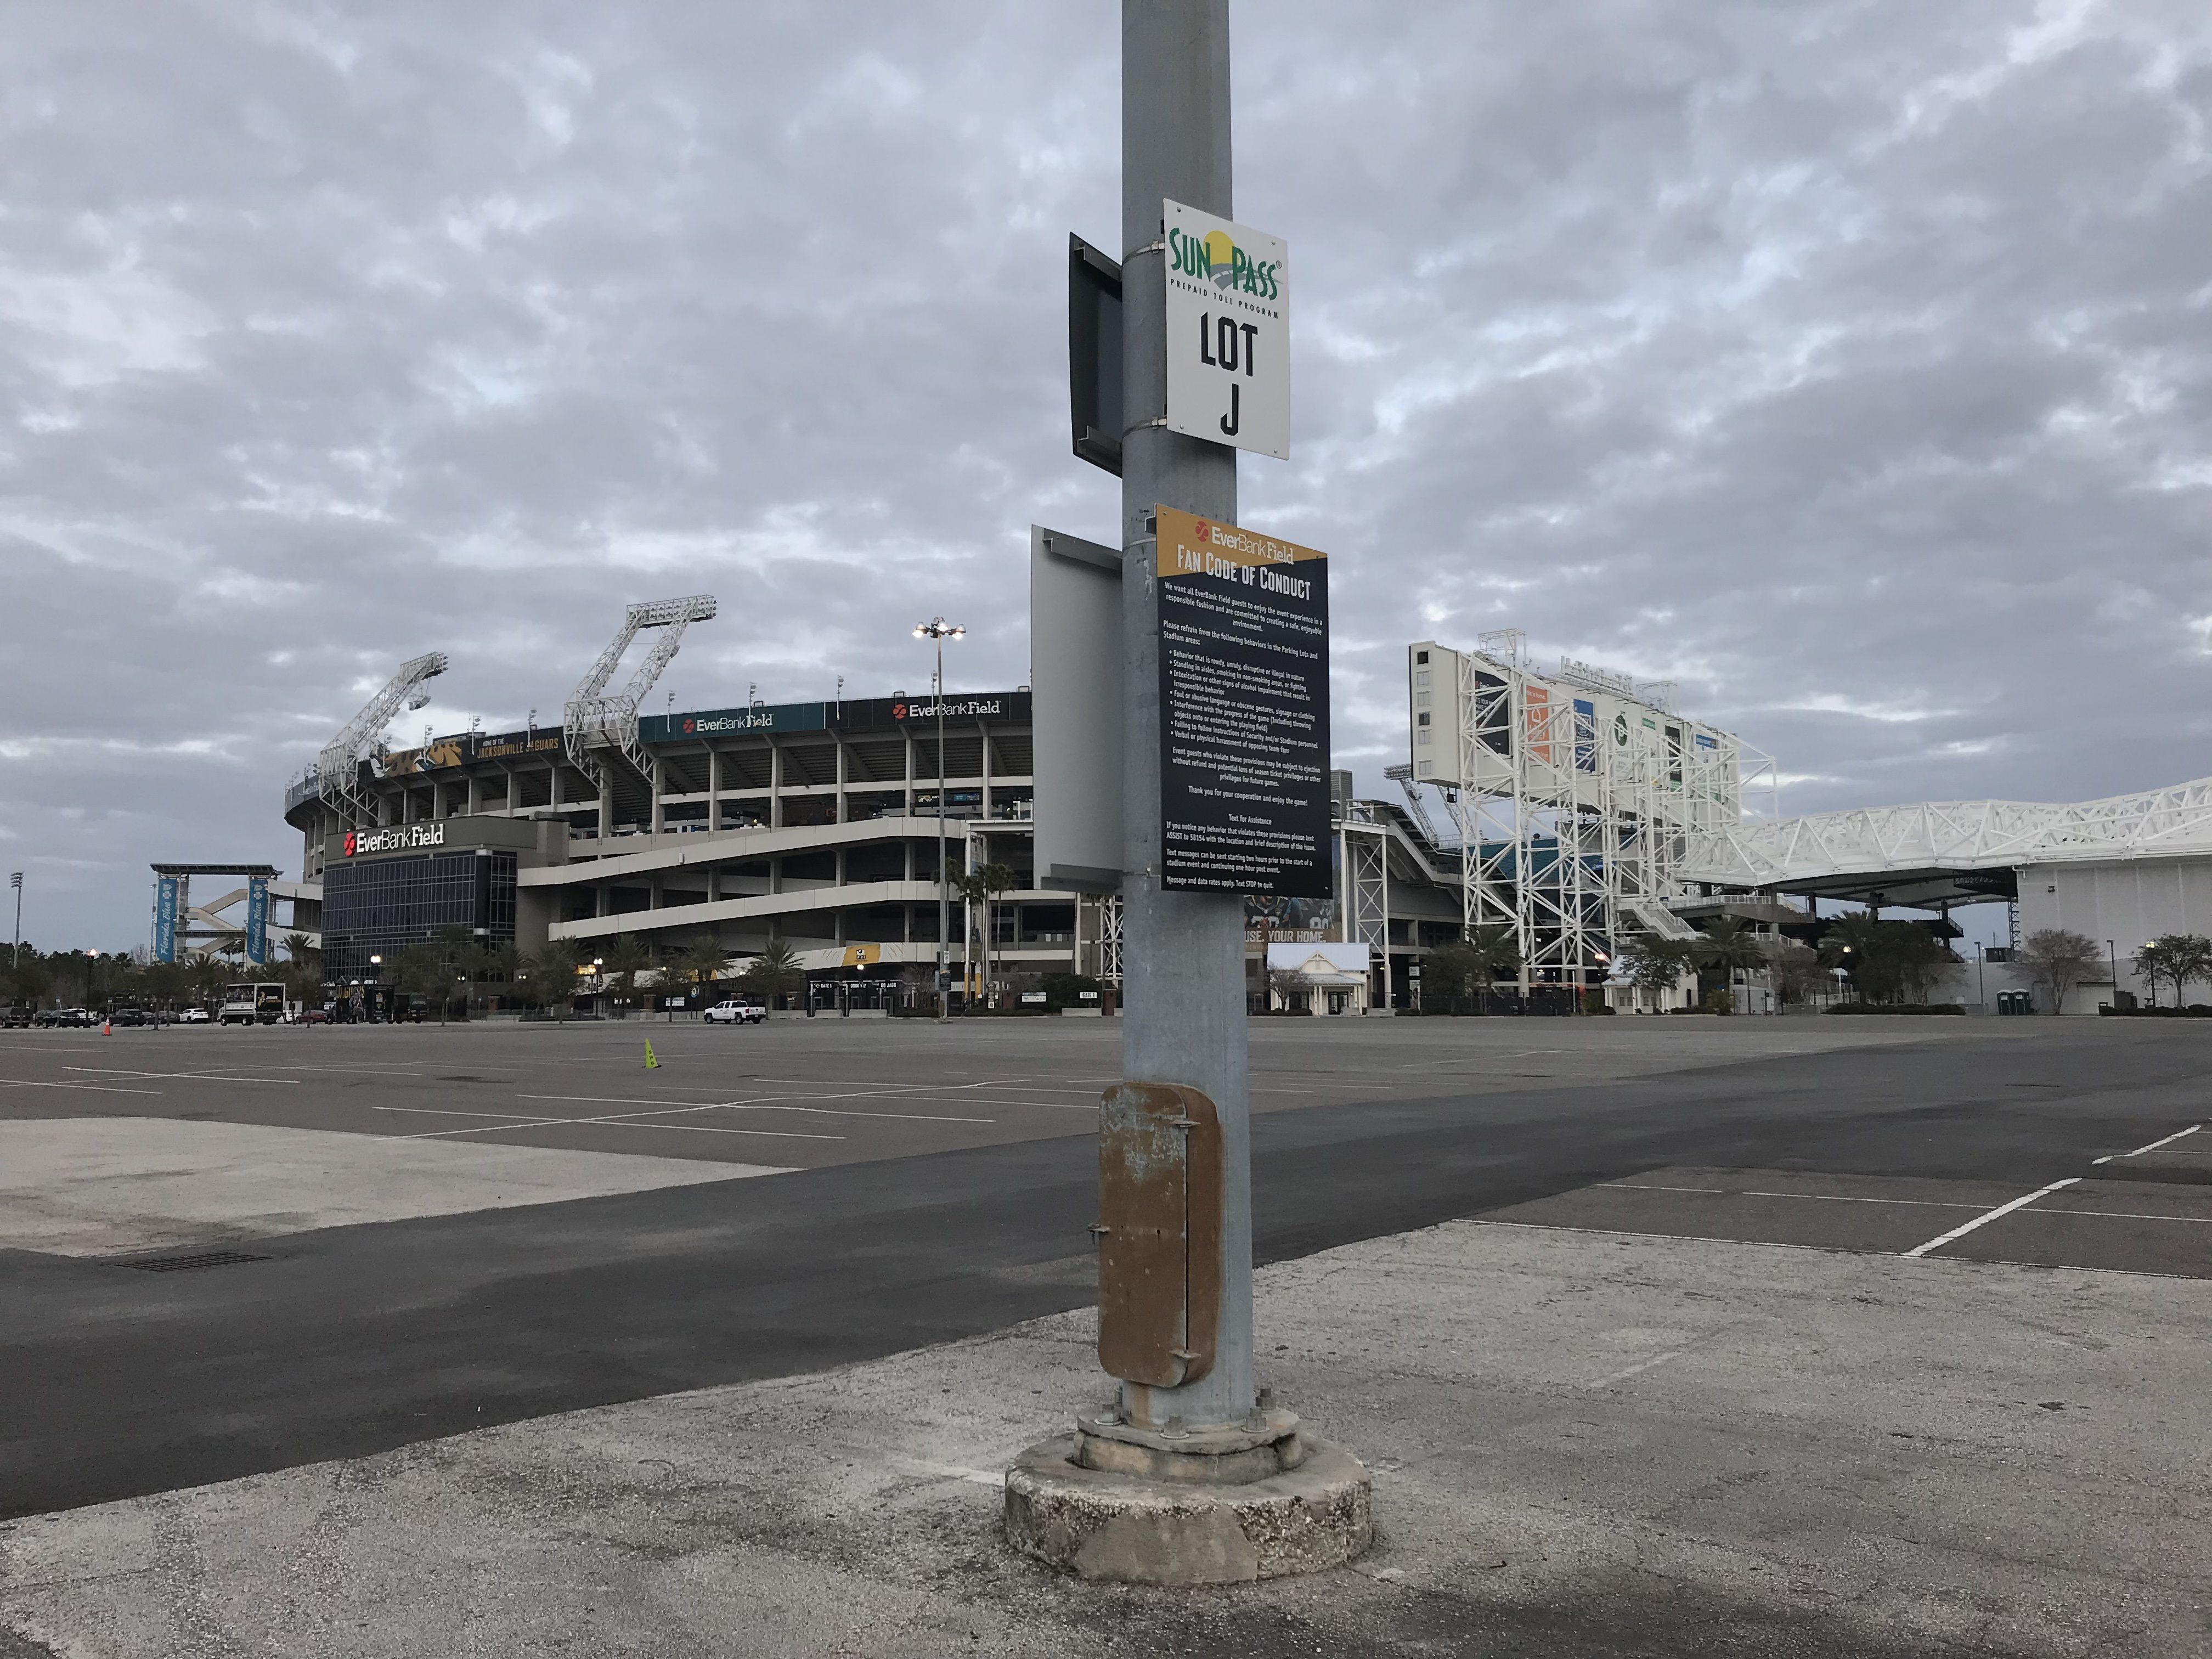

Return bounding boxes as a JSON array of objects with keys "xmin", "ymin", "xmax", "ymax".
[
  {"xmin": 1154, "ymin": 506, "xmax": 1329, "ymax": 898},
  {"xmin": 1163, "ymin": 200, "xmax": 1288, "ymax": 461}
]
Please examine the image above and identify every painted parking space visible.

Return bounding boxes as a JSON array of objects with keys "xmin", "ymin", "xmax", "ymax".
[
  {"xmin": 1484, "ymin": 1153, "xmax": 2212, "ymax": 1279},
  {"xmin": 0, "ymin": 1015, "xmax": 1987, "ymax": 1171}
]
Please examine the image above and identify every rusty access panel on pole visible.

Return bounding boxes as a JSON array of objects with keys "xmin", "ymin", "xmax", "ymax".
[{"xmin": 1096, "ymin": 1082, "xmax": 1223, "ymax": 1387}]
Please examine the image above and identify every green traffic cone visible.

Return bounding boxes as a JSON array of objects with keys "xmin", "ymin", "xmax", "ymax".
[{"xmin": 644, "ymin": 1039, "xmax": 659, "ymax": 1070}]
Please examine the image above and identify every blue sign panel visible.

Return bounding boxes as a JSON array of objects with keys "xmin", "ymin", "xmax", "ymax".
[
  {"xmin": 153, "ymin": 874, "xmax": 180, "ymax": 963},
  {"xmin": 1573, "ymin": 698, "xmax": 1598, "ymax": 774},
  {"xmin": 245, "ymin": 877, "xmax": 270, "ymax": 966}
]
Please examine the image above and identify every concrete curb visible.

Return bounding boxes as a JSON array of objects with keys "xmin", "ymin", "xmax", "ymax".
[{"xmin": 1003, "ymin": 1433, "xmax": 1372, "ymax": 1585}]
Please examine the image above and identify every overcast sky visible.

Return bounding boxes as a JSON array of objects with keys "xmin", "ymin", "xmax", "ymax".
[{"xmin": 3, "ymin": 1, "xmax": 2208, "ymax": 949}]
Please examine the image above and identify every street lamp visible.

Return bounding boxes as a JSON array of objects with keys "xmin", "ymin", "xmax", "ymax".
[
  {"xmin": 913, "ymin": 617, "xmax": 965, "ymax": 1022},
  {"xmin": 2108, "ymin": 939, "xmax": 2119, "ymax": 1011},
  {"xmin": 368, "ymin": 953, "xmax": 382, "ymax": 1024}
]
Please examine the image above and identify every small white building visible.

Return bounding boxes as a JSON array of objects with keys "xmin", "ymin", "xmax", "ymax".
[{"xmin": 1266, "ymin": 942, "xmax": 1372, "ymax": 1015}]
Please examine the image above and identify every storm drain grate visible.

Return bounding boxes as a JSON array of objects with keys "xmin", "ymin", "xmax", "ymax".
[{"xmin": 116, "ymin": 1250, "xmax": 270, "ymax": 1273}]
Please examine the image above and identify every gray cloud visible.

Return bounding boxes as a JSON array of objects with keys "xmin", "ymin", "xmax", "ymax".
[{"xmin": 2, "ymin": 1, "xmax": 2208, "ymax": 946}]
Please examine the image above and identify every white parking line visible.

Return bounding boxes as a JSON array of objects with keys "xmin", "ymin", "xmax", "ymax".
[
  {"xmin": 515, "ymin": 1091, "xmax": 995, "ymax": 1123},
  {"xmin": 0, "ymin": 1076, "xmax": 162, "ymax": 1096},
  {"xmin": 64, "ymin": 1066, "xmax": 298, "ymax": 1085},
  {"xmin": 1738, "ymin": 1190, "xmax": 1985, "ymax": 1210},
  {"xmin": 2021, "ymin": 1206, "xmax": 2212, "ymax": 1226},
  {"xmin": 400, "ymin": 1104, "xmax": 843, "ymax": 1143},
  {"xmin": 2091, "ymin": 1124, "xmax": 2202, "ymax": 1165},
  {"xmin": 1903, "ymin": 1179, "xmax": 2081, "ymax": 1259}
]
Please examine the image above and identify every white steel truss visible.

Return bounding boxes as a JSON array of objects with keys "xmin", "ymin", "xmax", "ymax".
[
  {"xmin": 564, "ymin": 596, "xmax": 718, "ymax": 803},
  {"xmin": 1340, "ymin": 819, "xmax": 1390, "ymax": 991},
  {"xmin": 1410, "ymin": 638, "xmax": 1759, "ymax": 995},
  {"xmin": 1100, "ymin": 893, "xmax": 1123, "ymax": 985},
  {"xmin": 1679, "ymin": 776, "xmax": 2212, "ymax": 890},
  {"xmin": 317, "ymin": 651, "xmax": 448, "ymax": 827}
]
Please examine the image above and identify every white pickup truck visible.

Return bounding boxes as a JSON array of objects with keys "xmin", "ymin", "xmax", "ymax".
[{"xmin": 704, "ymin": 998, "xmax": 766, "ymax": 1025}]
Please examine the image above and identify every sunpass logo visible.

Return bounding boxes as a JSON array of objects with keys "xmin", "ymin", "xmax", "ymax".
[{"xmin": 1168, "ymin": 224, "xmax": 1279, "ymax": 299}]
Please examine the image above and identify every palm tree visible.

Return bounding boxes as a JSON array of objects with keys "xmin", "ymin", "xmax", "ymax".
[
  {"xmin": 521, "ymin": 939, "xmax": 584, "ymax": 1013},
  {"xmin": 1697, "ymin": 919, "xmax": 1767, "ymax": 1013},
  {"xmin": 672, "ymin": 933, "xmax": 729, "ymax": 998},
  {"xmin": 740, "ymin": 938, "xmax": 804, "ymax": 1009},
  {"xmin": 1818, "ymin": 911, "xmax": 1889, "ymax": 1003},
  {"xmin": 1462, "ymin": 924, "xmax": 1520, "ymax": 1011},
  {"xmin": 597, "ymin": 933, "xmax": 656, "ymax": 1009},
  {"xmin": 952, "ymin": 864, "xmax": 1018, "ymax": 1003}
]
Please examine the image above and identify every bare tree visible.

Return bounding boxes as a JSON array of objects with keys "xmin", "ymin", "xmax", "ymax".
[
  {"xmin": 1617, "ymin": 937, "xmax": 1696, "ymax": 1009},
  {"xmin": 2134, "ymin": 934, "xmax": 2212, "ymax": 1009},
  {"xmin": 1761, "ymin": 937, "xmax": 1826, "ymax": 1006},
  {"xmin": 2015, "ymin": 928, "xmax": 2100, "ymax": 1013},
  {"xmin": 1265, "ymin": 964, "xmax": 1309, "ymax": 1013}
]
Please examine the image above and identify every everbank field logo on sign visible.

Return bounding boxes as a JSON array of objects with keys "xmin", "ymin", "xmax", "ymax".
[
  {"xmin": 343, "ymin": 824, "xmax": 447, "ymax": 857},
  {"xmin": 894, "ymin": 697, "xmax": 1005, "ymax": 721},
  {"xmin": 684, "ymin": 711, "xmax": 777, "ymax": 736}
]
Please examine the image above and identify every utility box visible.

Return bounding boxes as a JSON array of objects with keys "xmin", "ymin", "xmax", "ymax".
[{"xmin": 1096, "ymin": 1082, "xmax": 1222, "ymax": 1388}]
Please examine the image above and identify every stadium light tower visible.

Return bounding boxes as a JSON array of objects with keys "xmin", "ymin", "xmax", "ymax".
[{"xmin": 914, "ymin": 617, "xmax": 964, "ymax": 1020}]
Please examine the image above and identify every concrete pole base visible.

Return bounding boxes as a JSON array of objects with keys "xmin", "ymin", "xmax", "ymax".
[{"xmin": 1003, "ymin": 1433, "xmax": 1372, "ymax": 1585}]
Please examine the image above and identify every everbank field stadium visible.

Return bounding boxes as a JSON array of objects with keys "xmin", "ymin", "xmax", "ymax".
[{"xmin": 232, "ymin": 592, "xmax": 2212, "ymax": 1017}]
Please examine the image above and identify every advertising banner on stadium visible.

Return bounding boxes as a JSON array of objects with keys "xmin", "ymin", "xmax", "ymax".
[
  {"xmin": 153, "ymin": 874, "xmax": 179, "ymax": 963},
  {"xmin": 245, "ymin": 876, "xmax": 269, "ymax": 966},
  {"xmin": 832, "ymin": 692, "xmax": 1032, "ymax": 732},
  {"xmin": 640, "ymin": 703, "xmax": 827, "ymax": 742}
]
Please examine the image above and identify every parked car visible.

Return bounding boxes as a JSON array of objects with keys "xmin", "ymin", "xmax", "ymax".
[
  {"xmin": 0, "ymin": 1003, "xmax": 33, "ymax": 1029},
  {"xmin": 37, "ymin": 1008, "xmax": 94, "ymax": 1028},
  {"xmin": 704, "ymin": 998, "xmax": 766, "ymax": 1025},
  {"xmin": 292, "ymin": 1008, "xmax": 331, "ymax": 1025},
  {"xmin": 109, "ymin": 1008, "xmax": 149, "ymax": 1028},
  {"xmin": 177, "ymin": 1007, "xmax": 212, "ymax": 1024}
]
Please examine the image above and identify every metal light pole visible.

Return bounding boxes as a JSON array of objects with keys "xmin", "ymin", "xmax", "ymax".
[
  {"xmin": 914, "ymin": 618, "xmax": 964, "ymax": 1021},
  {"xmin": 8, "ymin": 872, "xmax": 20, "ymax": 972},
  {"xmin": 2108, "ymin": 939, "xmax": 2118, "ymax": 1010},
  {"xmin": 1118, "ymin": 0, "xmax": 1251, "ymax": 1433}
]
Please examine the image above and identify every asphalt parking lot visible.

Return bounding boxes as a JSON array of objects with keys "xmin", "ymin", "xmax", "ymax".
[
  {"xmin": 0, "ymin": 1009, "xmax": 2039, "ymax": 1169},
  {"xmin": 4, "ymin": 1014, "xmax": 2208, "ymax": 1658},
  {"xmin": 2, "ymin": 1012, "xmax": 2207, "ymax": 1526},
  {"xmin": 1490, "ymin": 1150, "xmax": 2212, "ymax": 1277}
]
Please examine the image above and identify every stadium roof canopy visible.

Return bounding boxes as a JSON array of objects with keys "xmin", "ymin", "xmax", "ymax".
[{"xmin": 1677, "ymin": 776, "xmax": 2212, "ymax": 910}]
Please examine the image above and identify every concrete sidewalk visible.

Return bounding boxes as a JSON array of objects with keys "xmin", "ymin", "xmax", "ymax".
[{"xmin": 4, "ymin": 1222, "xmax": 2205, "ymax": 1657}]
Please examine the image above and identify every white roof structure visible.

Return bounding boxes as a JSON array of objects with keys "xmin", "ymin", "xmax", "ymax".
[
  {"xmin": 1678, "ymin": 776, "xmax": 2212, "ymax": 907},
  {"xmin": 1267, "ymin": 942, "xmax": 1370, "ymax": 978}
]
